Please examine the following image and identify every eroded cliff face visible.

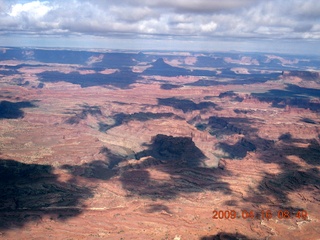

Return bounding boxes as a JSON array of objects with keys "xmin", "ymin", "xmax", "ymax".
[{"xmin": 0, "ymin": 50, "xmax": 319, "ymax": 239}]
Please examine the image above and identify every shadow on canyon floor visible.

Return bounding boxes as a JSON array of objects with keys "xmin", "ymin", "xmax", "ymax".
[
  {"xmin": 107, "ymin": 116, "xmax": 320, "ymax": 205},
  {"xmin": 218, "ymin": 139, "xmax": 257, "ymax": 159},
  {"xmin": 135, "ymin": 134, "xmax": 206, "ymax": 167},
  {"xmin": 300, "ymin": 117, "xmax": 317, "ymax": 124},
  {"xmin": 160, "ymin": 84, "xmax": 182, "ymax": 90},
  {"xmin": 0, "ymin": 100, "xmax": 37, "ymax": 119},
  {"xmin": 219, "ymin": 91, "xmax": 244, "ymax": 102},
  {"xmin": 255, "ymin": 167, "xmax": 320, "ymax": 204},
  {"xmin": 206, "ymin": 116, "xmax": 260, "ymax": 137},
  {"xmin": 37, "ymin": 68, "xmax": 138, "ymax": 89},
  {"xmin": 158, "ymin": 97, "xmax": 219, "ymax": 113},
  {"xmin": 61, "ymin": 147, "xmax": 123, "ymax": 181},
  {"xmin": 251, "ymin": 84, "xmax": 320, "ymax": 112},
  {"xmin": 200, "ymin": 232, "xmax": 251, "ymax": 240},
  {"xmin": 119, "ymin": 134, "xmax": 232, "ymax": 199},
  {"xmin": 65, "ymin": 104, "xmax": 103, "ymax": 125},
  {"xmin": 42, "ymin": 130, "xmax": 320, "ymax": 219},
  {"xmin": 199, "ymin": 114, "xmax": 320, "ymax": 207},
  {"xmin": 187, "ymin": 72, "xmax": 281, "ymax": 87},
  {"xmin": 195, "ymin": 116, "xmax": 265, "ymax": 160},
  {"xmin": 251, "ymin": 135, "xmax": 320, "ymax": 204},
  {"xmin": 60, "ymin": 134, "xmax": 232, "ymax": 200},
  {"xmin": 59, "ymin": 125, "xmax": 320, "ymax": 204},
  {"xmin": 0, "ymin": 159, "xmax": 94, "ymax": 231},
  {"xmin": 144, "ymin": 203, "xmax": 172, "ymax": 214}
]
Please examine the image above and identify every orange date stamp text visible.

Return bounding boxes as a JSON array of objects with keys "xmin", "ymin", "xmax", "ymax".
[{"xmin": 212, "ymin": 209, "xmax": 308, "ymax": 220}]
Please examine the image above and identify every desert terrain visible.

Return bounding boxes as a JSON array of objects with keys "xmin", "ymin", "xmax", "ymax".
[{"xmin": 0, "ymin": 48, "xmax": 319, "ymax": 239}]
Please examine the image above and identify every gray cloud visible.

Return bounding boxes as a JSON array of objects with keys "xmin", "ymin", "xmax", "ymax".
[
  {"xmin": 133, "ymin": 0, "xmax": 258, "ymax": 13},
  {"xmin": 0, "ymin": 0, "xmax": 319, "ymax": 46}
]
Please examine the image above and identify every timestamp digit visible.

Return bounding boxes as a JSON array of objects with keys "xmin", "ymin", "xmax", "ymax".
[
  {"xmin": 224, "ymin": 210, "xmax": 236, "ymax": 219},
  {"xmin": 230, "ymin": 210, "xmax": 237, "ymax": 219},
  {"xmin": 225, "ymin": 210, "xmax": 230, "ymax": 219},
  {"xmin": 212, "ymin": 210, "xmax": 218, "ymax": 219},
  {"xmin": 242, "ymin": 210, "xmax": 254, "ymax": 219},
  {"xmin": 278, "ymin": 210, "xmax": 290, "ymax": 219},
  {"xmin": 296, "ymin": 210, "xmax": 308, "ymax": 220},
  {"xmin": 261, "ymin": 210, "xmax": 272, "ymax": 220}
]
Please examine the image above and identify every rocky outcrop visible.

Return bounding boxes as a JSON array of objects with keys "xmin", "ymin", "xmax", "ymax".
[
  {"xmin": 208, "ymin": 116, "xmax": 244, "ymax": 135},
  {"xmin": 135, "ymin": 134, "xmax": 206, "ymax": 167},
  {"xmin": 217, "ymin": 138, "xmax": 256, "ymax": 159},
  {"xmin": 282, "ymin": 71, "xmax": 320, "ymax": 81}
]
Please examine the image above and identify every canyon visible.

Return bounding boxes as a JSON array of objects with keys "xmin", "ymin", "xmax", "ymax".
[{"xmin": 0, "ymin": 48, "xmax": 319, "ymax": 239}]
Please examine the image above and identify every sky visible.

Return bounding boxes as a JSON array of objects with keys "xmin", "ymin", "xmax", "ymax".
[{"xmin": 0, "ymin": 0, "xmax": 319, "ymax": 54}]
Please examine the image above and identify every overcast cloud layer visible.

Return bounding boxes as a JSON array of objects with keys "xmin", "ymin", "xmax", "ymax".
[{"xmin": 0, "ymin": 0, "xmax": 319, "ymax": 53}]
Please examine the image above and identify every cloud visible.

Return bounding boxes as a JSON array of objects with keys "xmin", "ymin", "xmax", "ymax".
[
  {"xmin": 8, "ymin": 1, "xmax": 51, "ymax": 17},
  {"xmin": 133, "ymin": 0, "xmax": 258, "ymax": 13},
  {"xmin": 293, "ymin": 0, "xmax": 320, "ymax": 19},
  {"xmin": 0, "ymin": 0, "xmax": 319, "ymax": 42}
]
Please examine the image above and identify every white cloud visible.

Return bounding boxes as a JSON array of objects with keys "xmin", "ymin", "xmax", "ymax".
[
  {"xmin": 200, "ymin": 22, "xmax": 217, "ymax": 33},
  {"xmin": 9, "ymin": 1, "xmax": 52, "ymax": 18},
  {"xmin": 0, "ymin": 0, "xmax": 319, "ymax": 43}
]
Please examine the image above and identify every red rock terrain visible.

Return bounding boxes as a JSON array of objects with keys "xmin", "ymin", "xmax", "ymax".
[{"xmin": 0, "ymin": 51, "xmax": 319, "ymax": 240}]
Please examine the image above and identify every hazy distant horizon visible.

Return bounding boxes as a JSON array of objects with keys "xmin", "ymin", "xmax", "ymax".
[
  {"xmin": 0, "ymin": 0, "xmax": 319, "ymax": 55},
  {"xmin": 1, "ymin": 37, "xmax": 319, "ymax": 56}
]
